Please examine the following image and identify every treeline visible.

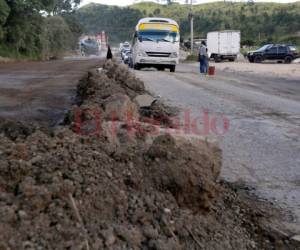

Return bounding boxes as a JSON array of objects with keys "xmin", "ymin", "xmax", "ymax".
[
  {"xmin": 77, "ymin": 2, "xmax": 300, "ymax": 46},
  {"xmin": 77, "ymin": 3, "xmax": 143, "ymax": 44},
  {"xmin": 0, "ymin": 0, "xmax": 83, "ymax": 59}
]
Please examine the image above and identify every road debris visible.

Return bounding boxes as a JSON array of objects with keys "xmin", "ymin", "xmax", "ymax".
[{"xmin": 134, "ymin": 94, "xmax": 156, "ymax": 108}]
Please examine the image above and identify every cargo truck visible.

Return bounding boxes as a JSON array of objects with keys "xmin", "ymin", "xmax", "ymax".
[{"xmin": 207, "ymin": 30, "xmax": 241, "ymax": 62}]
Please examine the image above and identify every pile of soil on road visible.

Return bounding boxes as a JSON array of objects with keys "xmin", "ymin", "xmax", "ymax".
[
  {"xmin": 71, "ymin": 61, "xmax": 178, "ymax": 128},
  {"xmin": 0, "ymin": 61, "xmax": 298, "ymax": 250}
]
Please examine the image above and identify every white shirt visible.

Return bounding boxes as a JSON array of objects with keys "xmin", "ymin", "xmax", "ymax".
[{"xmin": 200, "ymin": 45, "xmax": 207, "ymax": 57}]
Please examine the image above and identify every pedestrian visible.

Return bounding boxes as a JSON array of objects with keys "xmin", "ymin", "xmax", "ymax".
[
  {"xmin": 199, "ymin": 41, "xmax": 208, "ymax": 74},
  {"xmin": 106, "ymin": 45, "xmax": 113, "ymax": 60}
]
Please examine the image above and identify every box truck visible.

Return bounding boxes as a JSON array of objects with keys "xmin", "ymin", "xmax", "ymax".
[{"xmin": 207, "ymin": 30, "xmax": 241, "ymax": 62}]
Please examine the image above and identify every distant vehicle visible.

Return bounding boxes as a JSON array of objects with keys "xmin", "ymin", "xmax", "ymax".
[
  {"xmin": 121, "ymin": 42, "xmax": 131, "ymax": 60},
  {"xmin": 183, "ymin": 38, "xmax": 206, "ymax": 50},
  {"xmin": 80, "ymin": 38, "xmax": 100, "ymax": 56},
  {"xmin": 123, "ymin": 50, "xmax": 132, "ymax": 64},
  {"xmin": 207, "ymin": 30, "xmax": 241, "ymax": 62},
  {"xmin": 131, "ymin": 17, "xmax": 180, "ymax": 72},
  {"xmin": 247, "ymin": 44, "xmax": 299, "ymax": 63},
  {"xmin": 122, "ymin": 42, "xmax": 131, "ymax": 50}
]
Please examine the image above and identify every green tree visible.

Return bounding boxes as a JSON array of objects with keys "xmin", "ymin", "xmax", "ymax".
[
  {"xmin": 154, "ymin": 8, "xmax": 161, "ymax": 16},
  {"xmin": 0, "ymin": 0, "xmax": 10, "ymax": 39}
]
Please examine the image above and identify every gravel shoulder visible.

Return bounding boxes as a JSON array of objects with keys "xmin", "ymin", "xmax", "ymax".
[{"xmin": 208, "ymin": 60, "xmax": 300, "ymax": 81}]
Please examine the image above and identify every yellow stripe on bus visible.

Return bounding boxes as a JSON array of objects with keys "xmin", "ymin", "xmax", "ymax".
[{"xmin": 139, "ymin": 23, "xmax": 179, "ymax": 32}]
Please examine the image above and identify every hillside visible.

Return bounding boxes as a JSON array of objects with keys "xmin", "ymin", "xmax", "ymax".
[{"xmin": 77, "ymin": 1, "xmax": 300, "ymax": 46}]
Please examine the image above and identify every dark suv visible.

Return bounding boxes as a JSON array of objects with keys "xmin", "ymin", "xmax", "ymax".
[{"xmin": 247, "ymin": 44, "xmax": 299, "ymax": 63}]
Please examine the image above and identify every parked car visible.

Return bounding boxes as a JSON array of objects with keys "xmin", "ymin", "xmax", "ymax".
[
  {"xmin": 247, "ymin": 44, "xmax": 299, "ymax": 63},
  {"xmin": 121, "ymin": 48, "xmax": 130, "ymax": 60},
  {"xmin": 123, "ymin": 50, "xmax": 132, "ymax": 65},
  {"xmin": 121, "ymin": 42, "xmax": 131, "ymax": 61}
]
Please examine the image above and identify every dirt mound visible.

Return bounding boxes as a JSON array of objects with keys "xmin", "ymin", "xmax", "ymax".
[
  {"xmin": 72, "ymin": 61, "xmax": 176, "ymax": 128},
  {"xmin": 0, "ymin": 61, "xmax": 298, "ymax": 250},
  {"xmin": 0, "ymin": 118, "xmax": 37, "ymax": 140},
  {"xmin": 0, "ymin": 122, "xmax": 222, "ymax": 249}
]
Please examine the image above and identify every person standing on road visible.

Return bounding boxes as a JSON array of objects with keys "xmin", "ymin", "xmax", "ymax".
[
  {"xmin": 106, "ymin": 45, "xmax": 113, "ymax": 60},
  {"xmin": 199, "ymin": 41, "xmax": 208, "ymax": 74}
]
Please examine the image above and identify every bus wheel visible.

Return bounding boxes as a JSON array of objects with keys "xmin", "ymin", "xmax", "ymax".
[
  {"xmin": 134, "ymin": 64, "xmax": 140, "ymax": 70},
  {"xmin": 170, "ymin": 65, "xmax": 176, "ymax": 73}
]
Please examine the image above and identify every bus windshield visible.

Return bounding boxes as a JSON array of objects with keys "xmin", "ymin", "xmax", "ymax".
[{"xmin": 138, "ymin": 30, "xmax": 179, "ymax": 43}]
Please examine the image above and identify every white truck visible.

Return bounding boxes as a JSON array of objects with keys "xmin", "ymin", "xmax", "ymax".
[
  {"xmin": 131, "ymin": 17, "xmax": 180, "ymax": 72},
  {"xmin": 207, "ymin": 30, "xmax": 241, "ymax": 62}
]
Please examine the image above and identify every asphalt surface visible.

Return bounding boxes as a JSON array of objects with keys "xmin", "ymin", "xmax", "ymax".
[
  {"xmin": 135, "ymin": 62, "xmax": 300, "ymax": 228},
  {"xmin": 0, "ymin": 58, "xmax": 101, "ymax": 126}
]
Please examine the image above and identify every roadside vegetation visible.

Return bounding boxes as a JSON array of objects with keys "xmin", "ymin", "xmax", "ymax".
[
  {"xmin": 0, "ymin": 0, "xmax": 83, "ymax": 60},
  {"xmin": 77, "ymin": 1, "xmax": 300, "ymax": 46}
]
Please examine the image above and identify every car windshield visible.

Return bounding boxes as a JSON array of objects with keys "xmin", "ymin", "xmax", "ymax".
[
  {"xmin": 257, "ymin": 44, "xmax": 272, "ymax": 51},
  {"xmin": 138, "ymin": 30, "xmax": 179, "ymax": 43}
]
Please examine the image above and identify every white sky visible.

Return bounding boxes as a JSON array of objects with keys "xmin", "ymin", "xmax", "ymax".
[{"xmin": 80, "ymin": 0, "xmax": 300, "ymax": 7}]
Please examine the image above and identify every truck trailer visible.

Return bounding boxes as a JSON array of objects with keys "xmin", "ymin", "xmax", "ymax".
[{"xmin": 207, "ymin": 30, "xmax": 241, "ymax": 62}]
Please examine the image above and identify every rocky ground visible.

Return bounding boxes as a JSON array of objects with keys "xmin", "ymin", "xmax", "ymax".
[{"xmin": 0, "ymin": 61, "xmax": 299, "ymax": 249}]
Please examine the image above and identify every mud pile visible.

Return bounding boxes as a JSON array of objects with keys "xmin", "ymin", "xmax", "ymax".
[
  {"xmin": 0, "ymin": 61, "xmax": 297, "ymax": 250},
  {"xmin": 71, "ymin": 61, "xmax": 177, "ymax": 128}
]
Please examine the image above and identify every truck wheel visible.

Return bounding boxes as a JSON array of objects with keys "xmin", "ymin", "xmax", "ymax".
[
  {"xmin": 170, "ymin": 65, "xmax": 176, "ymax": 73},
  {"xmin": 284, "ymin": 56, "xmax": 293, "ymax": 64},
  {"xmin": 229, "ymin": 57, "xmax": 236, "ymax": 62},
  {"xmin": 254, "ymin": 56, "xmax": 263, "ymax": 63},
  {"xmin": 158, "ymin": 67, "xmax": 165, "ymax": 71}
]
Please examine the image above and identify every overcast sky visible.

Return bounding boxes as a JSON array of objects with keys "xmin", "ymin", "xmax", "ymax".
[{"xmin": 80, "ymin": 0, "xmax": 300, "ymax": 7}]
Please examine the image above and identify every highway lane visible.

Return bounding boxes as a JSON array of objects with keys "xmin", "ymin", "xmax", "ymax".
[{"xmin": 135, "ymin": 62, "xmax": 300, "ymax": 230}]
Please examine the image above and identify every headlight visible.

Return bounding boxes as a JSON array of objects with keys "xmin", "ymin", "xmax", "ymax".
[
  {"xmin": 170, "ymin": 52, "xmax": 178, "ymax": 58},
  {"xmin": 138, "ymin": 51, "xmax": 147, "ymax": 57}
]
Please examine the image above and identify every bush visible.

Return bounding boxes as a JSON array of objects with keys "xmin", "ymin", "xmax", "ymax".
[
  {"xmin": 41, "ymin": 16, "xmax": 73, "ymax": 59},
  {"xmin": 279, "ymin": 35, "xmax": 300, "ymax": 47}
]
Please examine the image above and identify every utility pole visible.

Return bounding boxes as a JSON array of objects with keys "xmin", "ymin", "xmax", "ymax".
[{"xmin": 189, "ymin": 0, "xmax": 194, "ymax": 54}]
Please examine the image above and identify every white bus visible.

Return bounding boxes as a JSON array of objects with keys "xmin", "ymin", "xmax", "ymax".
[{"xmin": 131, "ymin": 17, "xmax": 180, "ymax": 72}]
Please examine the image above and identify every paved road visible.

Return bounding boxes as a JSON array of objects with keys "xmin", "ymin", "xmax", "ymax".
[
  {"xmin": 0, "ymin": 58, "xmax": 100, "ymax": 126},
  {"xmin": 135, "ymin": 62, "xmax": 300, "ymax": 228}
]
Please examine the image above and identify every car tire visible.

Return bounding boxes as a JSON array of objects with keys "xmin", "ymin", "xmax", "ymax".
[
  {"xmin": 170, "ymin": 65, "xmax": 176, "ymax": 73},
  {"xmin": 284, "ymin": 56, "xmax": 293, "ymax": 64},
  {"xmin": 254, "ymin": 56, "xmax": 263, "ymax": 63}
]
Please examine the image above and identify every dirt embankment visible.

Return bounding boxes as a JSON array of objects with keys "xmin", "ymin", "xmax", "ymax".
[{"xmin": 0, "ymin": 61, "xmax": 299, "ymax": 250}]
